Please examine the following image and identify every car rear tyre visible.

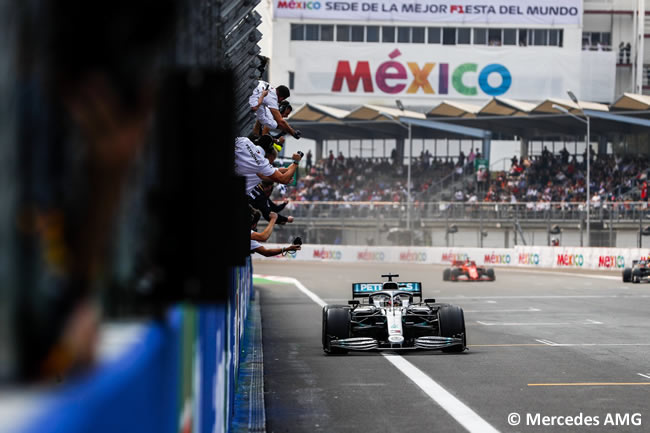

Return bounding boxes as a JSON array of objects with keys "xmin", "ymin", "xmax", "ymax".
[
  {"xmin": 438, "ymin": 306, "xmax": 466, "ymax": 353},
  {"xmin": 322, "ymin": 306, "xmax": 350, "ymax": 354},
  {"xmin": 623, "ymin": 268, "xmax": 632, "ymax": 283},
  {"xmin": 443, "ymin": 268, "xmax": 451, "ymax": 281},
  {"xmin": 633, "ymin": 270, "xmax": 641, "ymax": 284},
  {"xmin": 451, "ymin": 268, "xmax": 461, "ymax": 281},
  {"xmin": 486, "ymin": 268, "xmax": 495, "ymax": 280}
]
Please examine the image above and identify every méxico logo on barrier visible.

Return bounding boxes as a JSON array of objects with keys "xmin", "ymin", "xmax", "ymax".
[
  {"xmin": 400, "ymin": 250, "xmax": 427, "ymax": 262},
  {"xmin": 484, "ymin": 252, "xmax": 511, "ymax": 265},
  {"xmin": 557, "ymin": 253, "xmax": 584, "ymax": 267},
  {"xmin": 442, "ymin": 252, "xmax": 469, "ymax": 262},
  {"xmin": 313, "ymin": 248, "xmax": 342, "ymax": 260},
  {"xmin": 518, "ymin": 253, "xmax": 540, "ymax": 265},
  {"xmin": 598, "ymin": 255, "xmax": 625, "ymax": 269},
  {"xmin": 358, "ymin": 250, "xmax": 386, "ymax": 261}
]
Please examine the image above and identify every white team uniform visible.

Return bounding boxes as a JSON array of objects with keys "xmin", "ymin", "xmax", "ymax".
[
  {"xmin": 248, "ymin": 80, "xmax": 279, "ymax": 130},
  {"xmin": 250, "ymin": 231, "xmax": 262, "ymax": 253},
  {"xmin": 234, "ymin": 137, "xmax": 277, "ymax": 194}
]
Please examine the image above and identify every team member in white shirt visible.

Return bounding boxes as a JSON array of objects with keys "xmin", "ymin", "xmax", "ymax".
[
  {"xmin": 234, "ymin": 134, "xmax": 302, "ymax": 194},
  {"xmin": 248, "ymin": 81, "xmax": 301, "ymax": 139},
  {"xmin": 249, "ymin": 208, "xmax": 301, "ymax": 256}
]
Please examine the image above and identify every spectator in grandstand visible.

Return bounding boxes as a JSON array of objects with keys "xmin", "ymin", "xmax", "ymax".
[
  {"xmin": 422, "ymin": 149, "xmax": 432, "ymax": 167},
  {"xmin": 250, "ymin": 208, "xmax": 301, "ymax": 257},
  {"xmin": 249, "ymin": 180, "xmax": 294, "ymax": 224},
  {"xmin": 458, "ymin": 150, "xmax": 466, "ymax": 167},
  {"xmin": 467, "ymin": 148, "xmax": 476, "ymax": 166},
  {"xmin": 306, "ymin": 149, "xmax": 313, "ymax": 170},
  {"xmin": 560, "ymin": 147, "xmax": 570, "ymax": 164},
  {"xmin": 234, "ymin": 134, "xmax": 302, "ymax": 194},
  {"xmin": 248, "ymin": 81, "xmax": 301, "ymax": 139}
]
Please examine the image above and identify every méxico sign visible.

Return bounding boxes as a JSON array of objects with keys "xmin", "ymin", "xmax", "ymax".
[
  {"xmin": 275, "ymin": 0, "xmax": 582, "ymax": 25},
  {"xmin": 332, "ymin": 49, "xmax": 511, "ymax": 96},
  {"xmin": 294, "ymin": 45, "xmax": 615, "ymax": 101}
]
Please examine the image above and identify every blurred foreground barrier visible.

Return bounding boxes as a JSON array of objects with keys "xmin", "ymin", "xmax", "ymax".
[
  {"xmin": 16, "ymin": 257, "xmax": 253, "ymax": 433},
  {"xmin": 256, "ymin": 244, "xmax": 648, "ymax": 271}
]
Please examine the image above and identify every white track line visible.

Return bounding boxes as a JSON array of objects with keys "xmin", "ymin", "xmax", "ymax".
[
  {"xmin": 464, "ymin": 307, "xmax": 541, "ymax": 313},
  {"xmin": 255, "ymin": 275, "xmax": 326, "ymax": 307},
  {"xmin": 255, "ymin": 274, "xmax": 500, "ymax": 433},
  {"xmin": 382, "ymin": 354, "xmax": 499, "ymax": 433},
  {"xmin": 638, "ymin": 373, "xmax": 650, "ymax": 380}
]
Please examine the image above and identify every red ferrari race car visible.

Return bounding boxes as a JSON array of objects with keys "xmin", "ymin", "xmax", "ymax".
[{"xmin": 443, "ymin": 259, "xmax": 495, "ymax": 282}]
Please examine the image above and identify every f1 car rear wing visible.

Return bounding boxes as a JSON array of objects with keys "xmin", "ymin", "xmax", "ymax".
[{"xmin": 352, "ymin": 282, "xmax": 422, "ymax": 300}]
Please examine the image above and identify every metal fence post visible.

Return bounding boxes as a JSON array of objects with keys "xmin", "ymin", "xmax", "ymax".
[{"xmin": 478, "ymin": 204, "xmax": 483, "ymax": 248}]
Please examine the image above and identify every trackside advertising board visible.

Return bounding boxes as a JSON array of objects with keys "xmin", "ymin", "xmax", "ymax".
[
  {"xmin": 275, "ymin": 0, "xmax": 582, "ymax": 25},
  {"xmin": 256, "ymin": 245, "xmax": 650, "ymax": 271}
]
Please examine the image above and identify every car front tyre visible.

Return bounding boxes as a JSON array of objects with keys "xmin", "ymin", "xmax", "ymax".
[
  {"xmin": 438, "ymin": 306, "xmax": 467, "ymax": 353},
  {"xmin": 622, "ymin": 268, "xmax": 632, "ymax": 283},
  {"xmin": 323, "ymin": 305, "xmax": 350, "ymax": 354}
]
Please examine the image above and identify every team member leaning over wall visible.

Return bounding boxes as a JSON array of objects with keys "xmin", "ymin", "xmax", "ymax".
[
  {"xmin": 250, "ymin": 207, "xmax": 300, "ymax": 257},
  {"xmin": 234, "ymin": 134, "xmax": 302, "ymax": 195}
]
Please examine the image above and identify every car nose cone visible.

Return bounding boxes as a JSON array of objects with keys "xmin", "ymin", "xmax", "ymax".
[{"xmin": 388, "ymin": 336, "xmax": 404, "ymax": 344}]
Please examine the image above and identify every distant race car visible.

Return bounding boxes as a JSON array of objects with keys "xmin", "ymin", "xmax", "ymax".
[
  {"xmin": 623, "ymin": 260, "xmax": 650, "ymax": 283},
  {"xmin": 443, "ymin": 259, "xmax": 495, "ymax": 282},
  {"xmin": 322, "ymin": 273, "xmax": 467, "ymax": 354}
]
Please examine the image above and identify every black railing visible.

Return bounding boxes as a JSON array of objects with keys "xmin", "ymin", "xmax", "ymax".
[{"xmin": 283, "ymin": 201, "xmax": 650, "ymax": 222}]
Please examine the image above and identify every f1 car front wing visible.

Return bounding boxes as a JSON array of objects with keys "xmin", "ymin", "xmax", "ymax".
[{"xmin": 330, "ymin": 335, "xmax": 465, "ymax": 351}]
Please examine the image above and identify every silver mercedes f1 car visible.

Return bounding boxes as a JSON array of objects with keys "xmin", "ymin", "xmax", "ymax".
[{"xmin": 322, "ymin": 273, "xmax": 467, "ymax": 354}]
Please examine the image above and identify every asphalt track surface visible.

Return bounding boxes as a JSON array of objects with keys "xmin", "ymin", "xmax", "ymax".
[{"xmin": 252, "ymin": 261, "xmax": 650, "ymax": 433}]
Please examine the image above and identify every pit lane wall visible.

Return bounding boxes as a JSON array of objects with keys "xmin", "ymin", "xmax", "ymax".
[
  {"xmin": 14, "ymin": 258, "xmax": 253, "ymax": 433},
  {"xmin": 256, "ymin": 245, "xmax": 650, "ymax": 270}
]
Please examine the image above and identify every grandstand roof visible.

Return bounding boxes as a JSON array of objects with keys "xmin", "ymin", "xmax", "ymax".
[
  {"xmin": 532, "ymin": 98, "xmax": 609, "ymax": 114},
  {"xmin": 289, "ymin": 103, "xmax": 349, "ymax": 122},
  {"xmin": 427, "ymin": 101, "xmax": 482, "ymax": 118},
  {"xmin": 479, "ymin": 98, "xmax": 536, "ymax": 116},
  {"xmin": 289, "ymin": 94, "xmax": 650, "ymax": 141},
  {"xmin": 346, "ymin": 104, "xmax": 426, "ymax": 121},
  {"xmin": 611, "ymin": 93, "xmax": 650, "ymax": 111}
]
